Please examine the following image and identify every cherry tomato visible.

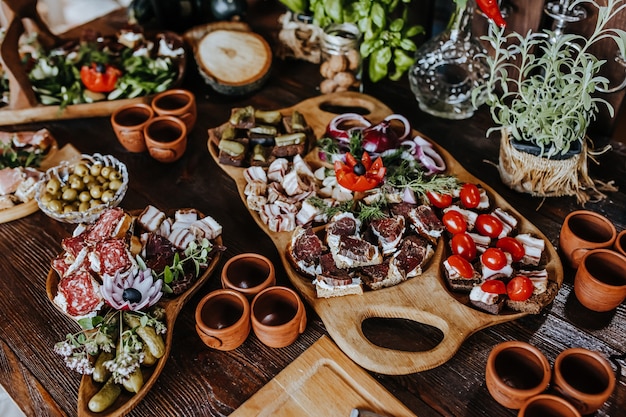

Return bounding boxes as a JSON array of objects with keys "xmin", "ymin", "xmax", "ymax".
[
  {"xmin": 481, "ymin": 279, "xmax": 506, "ymax": 294},
  {"xmin": 446, "ymin": 255, "xmax": 474, "ymax": 278},
  {"xmin": 450, "ymin": 232, "xmax": 477, "ymax": 261},
  {"xmin": 481, "ymin": 247, "xmax": 508, "ymax": 270},
  {"xmin": 442, "ymin": 210, "xmax": 467, "ymax": 234},
  {"xmin": 426, "ymin": 190, "xmax": 453, "ymax": 209},
  {"xmin": 507, "ymin": 276, "xmax": 534, "ymax": 301},
  {"xmin": 459, "ymin": 183, "xmax": 481, "ymax": 209},
  {"xmin": 496, "ymin": 236, "xmax": 526, "ymax": 262},
  {"xmin": 475, "ymin": 214, "xmax": 504, "ymax": 238}
]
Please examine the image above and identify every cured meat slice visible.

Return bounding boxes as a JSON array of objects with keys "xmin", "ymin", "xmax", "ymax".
[
  {"xmin": 61, "ymin": 233, "xmax": 88, "ymax": 258},
  {"xmin": 317, "ymin": 253, "xmax": 352, "ymax": 286},
  {"xmin": 370, "ymin": 215, "xmax": 405, "ymax": 255},
  {"xmin": 91, "ymin": 239, "xmax": 133, "ymax": 277},
  {"xmin": 333, "ymin": 235, "xmax": 382, "ymax": 269},
  {"xmin": 389, "ymin": 235, "xmax": 433, "ymax": 279},
  {"xmin": 55, "ymin": 270, "xmax": 103, "ymax": 318},
  {"xmin": 142, "ymin": 232, "xmax": 177, "ymax": 274},
  {"xmin": 0, "ymin": 167, "xmax": 23, "ymax": 195},
  {"xmin": 86, "ymin": 207, "xmax": 127, "ymax": 242},
  {"xmin": 408, "ymin": 205, "xmax": 444, "ymax": 244}
]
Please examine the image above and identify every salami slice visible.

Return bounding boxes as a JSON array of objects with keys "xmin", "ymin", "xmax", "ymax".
[
  {"xmin": 86, "ymin": 207, "xmax": 125, "ymax": 242},
  {"xmin": 61, "ymin": 233, "xmax": 88, "ymax": 258},
  {"xmin": 93, "ymin": 239, "xmax": 133, "ymax": 276},
  {"xmin": 56, "ymin": 270, "xmax": 103, "ymax": 317}
]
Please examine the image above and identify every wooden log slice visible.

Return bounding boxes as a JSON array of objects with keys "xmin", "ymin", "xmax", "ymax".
[{"xmin": 195, "ymin": 29, "xmax": 272, "ymax": 96}]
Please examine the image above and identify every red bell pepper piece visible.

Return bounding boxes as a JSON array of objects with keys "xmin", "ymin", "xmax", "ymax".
[
  {"xmin": 80, "ymin": 63, "xmax": 121, "ymax": 93},
  {"xmin": 476, "ymin": 0, "xmax": 506, "ymax": 28},
  {"xmin": 334, "ymin": 152, "xmax": 386, "ymax": 192}
]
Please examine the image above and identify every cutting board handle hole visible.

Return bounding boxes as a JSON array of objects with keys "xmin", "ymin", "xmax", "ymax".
[
  {"xmin": 361, "ymin": 318, "xmax": 444, "ymax": 352},
  {"xmin": 318, "ymin": 102, "xmax": 371, "ymax": 116}
]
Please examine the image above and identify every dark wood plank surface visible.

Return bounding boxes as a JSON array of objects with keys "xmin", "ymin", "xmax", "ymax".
[{"xmin": 1, "ymin": 2, "xmax": 624, "ymax": 417}]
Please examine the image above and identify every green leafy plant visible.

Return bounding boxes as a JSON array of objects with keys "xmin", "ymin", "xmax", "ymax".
[
  {"xmin": 154, "ymin": 238, "xmax": 212, "ymax": 293},
  {"xmin": 279, "ymin": 0, "xmax": 424, "ymax": 82},
  {"xmin": 472, "ymin": 0, "xmax": 626, "ymax": 157}
]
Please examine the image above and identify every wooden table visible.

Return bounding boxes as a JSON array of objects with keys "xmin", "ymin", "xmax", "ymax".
[{"xmin": 1, "ymin": 3, "xmax": 624, "ymax": 417}]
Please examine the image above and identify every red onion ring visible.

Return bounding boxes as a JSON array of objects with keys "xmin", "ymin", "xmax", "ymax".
[
  {"xmin": 383, "ymin": 114, "xmax": 411, "ymax": 141},
  {"xmin": 401, "ymin": 136, "xmax": 446, "ymax": 175},
  {"xmin": 326, "ymin": 113, "xmax": 371, "ymax": 141}
]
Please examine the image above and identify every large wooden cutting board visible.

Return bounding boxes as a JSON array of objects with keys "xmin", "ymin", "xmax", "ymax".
[{"xmin": 208, "ymin": 91, "xmax": 564, "ymax": 375}]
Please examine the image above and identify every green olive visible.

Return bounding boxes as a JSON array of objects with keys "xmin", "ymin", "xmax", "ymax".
[
  {"xmin": 63, "ymin": 204, "xmax": 76, "ymax": 214},
  {"xmin": 69, "ymin": 176, "xmax": 85, "ymax": 191},
  {"xmin": 78, "ymin": 201, "xmax": 90, "ymax": 212},
  {"xmin": 47, "ymin": 200, "xmax": 63, "ymax": 213},
  {"xmin": 109, "ymin": 179, "xmax": 122, "ymax": 191},
  {"xmin": 62, "ymin": 188, "xmax": 78, "ymax": 202},
  {"xmin": 90, "ymin": 186, "xmax": 103, "ymax": 199},
  {"xmin": 83, "ymin": 174, "xmax": 96, "ymax": 184},
  {"xmin": 108, "ymin": 170, "xmax": 122, "ymax": 181},
  {"xmin": 46, "ymin": 178, "xmax": 61, "ymax": 194},
  {"xmin": 101, "ymin": 190, "xmax": 116, "ymax": 203},
  {"xmin": 90, "ymin": 163, "xmax": 103, "ymax": 177},
  {"xmin": 39, "ymin": 192, "xmax": 53, "ymax": 204},
  {"xmin": 100, "ymin": 166, "xmax": 112, "ymax": 178},
  {"xmin": 78, "ymin": 191, "xmax": 91, "ymax": 203},
  {"xmin": 90, "ymin": 199, "xmax": 103, "ymax": 208},
  {"xmin": 73, "ymin": 163, "xmax": 90, "ymax": 177},
  {"xmin": 97, "ymin": 175, "xmax": 107, "ymax": 184}
]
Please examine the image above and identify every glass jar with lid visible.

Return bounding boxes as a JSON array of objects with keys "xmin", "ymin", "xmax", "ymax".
[{"xmin": 319, "ymin": 23, "xmax": 362, "ymax": 94}]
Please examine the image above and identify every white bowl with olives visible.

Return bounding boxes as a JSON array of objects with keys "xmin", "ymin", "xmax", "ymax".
[{"xmin": 35, "ymin": 154, "xmax": 129, "ymax": 223}]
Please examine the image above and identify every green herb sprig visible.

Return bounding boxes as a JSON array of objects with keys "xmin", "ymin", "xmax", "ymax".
[{"xmin": 155, "ymin": 238, "xmax": 212, "ymax": 293}]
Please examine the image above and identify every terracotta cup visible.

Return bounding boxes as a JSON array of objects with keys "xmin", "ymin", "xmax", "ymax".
[
  {"xmin": 221, "ymin": 253, "xmax": 276, "ymax": 299},
  {"xmin": 559, "ymin": 210, "xmax": 616, "ymax": 269},
  {"xmin": 251, "ymin": 286, "xmax": 307, "ymax": 348},
  {"xmin": 574, "ymin": 249, "xmax": 626, "ymax": 312},
  {"xmin": 518, "ymin": 394, "xmax": 581, "ymax": 417},
  {"xmin": 144, "ymin": 115, "xmax": 188, "ymax": 163},
  {"xmin": 613, "ymin": 229, "xmax": 626, "ymax": 257},
  {"xmin": 195, "ymin": 289, "xmax": 251, "ymax": 351},
  {"xmin": 110, "ymin": 103, "xmax": 154, "ymax": 152},
  {"xmin": 151, "ymin": 89, "xmax": 197, "ymax": 131},
  {"xmin": 552, "ymin": 348, "xmax": 616, "ymax": 415},
  {"xmin": 485, "ymin": 341, "xmax": 552, "ymax": 409}
]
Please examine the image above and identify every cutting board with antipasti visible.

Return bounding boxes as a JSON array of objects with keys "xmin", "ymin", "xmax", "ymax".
[{"xmin": 208, "ymin": 91, "xmax": 563, "ymax": 375}]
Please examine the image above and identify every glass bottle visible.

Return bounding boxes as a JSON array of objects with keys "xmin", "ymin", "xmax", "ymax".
[
  {"xmin": 319, "ymin": 23, "xmax": 362, "ymax": 94},
  {"xmin": 408, "ymin": 0, "xmax": 489, "ymax": 119}
]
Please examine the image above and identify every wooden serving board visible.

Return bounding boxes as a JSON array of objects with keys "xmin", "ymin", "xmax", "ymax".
[
  {"xmin": 208, "ymin": 92, "xmax": 564, "ymax": 375},
  {"xmin": 231, "ymin": 335, "xmax": 416, "ymax": 417}
]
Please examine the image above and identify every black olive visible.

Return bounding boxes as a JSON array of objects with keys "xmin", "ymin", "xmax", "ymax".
[
  {"xmin": 123, "ymin": 288, "xmax": 142, "ymax": 303},
  {"xmin": 210, "ymin": 0, "xmax": 247, "ymax": 21},
  {"xmin": 96, "ymin": 63, "xmax": 106, "ymax": 73},
  {"xmin": 353, "ymin": 162, "xmax": 366, "ymax": 176}
]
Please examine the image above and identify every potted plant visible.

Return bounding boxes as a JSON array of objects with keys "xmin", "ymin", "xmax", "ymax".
[
  {"xmin": 472, "ymin": 0, "xmax": 625, "ymax": 203},
  {"xmin": 277, "ymin": 0, "xmax": 424, "ymax": 82}
]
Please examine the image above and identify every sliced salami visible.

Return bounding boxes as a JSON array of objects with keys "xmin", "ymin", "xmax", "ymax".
[
  {"xmin": 86, "ymin": 207, "xmax": 126, "ymax": 242},
  {"xmin": 56, "ymin": 270, "xmax": 103, "ymax": 317},
  {"xmin": 93, "ymin": 239, "xmax": 133, "ymax": 276}
]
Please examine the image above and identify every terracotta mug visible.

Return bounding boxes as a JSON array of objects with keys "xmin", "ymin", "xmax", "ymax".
[
  {"xmin": 613, "ymin": 229, "xmax": 626, "ymax": 257},
  {"xmin": 195, "ymin": 289, "xmax": 251, "ymax": 351},
  {"xmin": 144, "ymin": 115, "xmax": 188, "ymax": 163},
  {"xmin": 110, "ymin": 103, "xmax": 154, "ymax": 152},
  {"xmin": 485, "ymin": 341, "xmax": 552, "ymax": 409},
  {"xmin": 551, "ymin": 348, "xmax": 616, "ymax": 415},
  {"xmin": 221, "ymin": 253, "xmax": 276, "ymax": 299},
  {"xmin": 559, "ymin": 210, "xmax": 616, "ymax": 269},
  {"xmin": 251, "ymin": 286, "xmax": 307, "ymax": 348},
  {"xmin": 574, "ymin": 249, "xmax": 626, "ymax": 312},
  {"xmin": 518, "ymin": 394, "xmax": 581, "ymax": 417},
  {"xmin": 151, "ymin": 89, "xmax": 197, "ymax": 131}
]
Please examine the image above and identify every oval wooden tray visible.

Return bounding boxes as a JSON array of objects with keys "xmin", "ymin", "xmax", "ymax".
[
  {"xmin": 208, "ymin": 91, "xmax": 564, "ymax": 375},
  {"xmin": 46, "ymin": 213, "xmax": 222, "ymax": 417}
]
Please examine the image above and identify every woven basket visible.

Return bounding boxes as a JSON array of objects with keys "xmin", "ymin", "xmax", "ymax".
[{"xmin": 497, "ymin": 130, "xmax": 609, "ymax": 204}]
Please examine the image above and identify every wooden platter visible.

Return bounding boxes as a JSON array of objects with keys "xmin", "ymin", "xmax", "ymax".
[
  {"xmin": 231, "ymin": 335, "xmax": 417, "ymax": 417},
  {"xmin": 0, "ymin": 142, "xmax": 83, "ymax": 224},
  {"xmin": 208, "ymin": 91, "xmax": 564, "ymax": 375},
  {"xmin": 46, "ymin": 212, "xmax": 222, "ymax": 417}
]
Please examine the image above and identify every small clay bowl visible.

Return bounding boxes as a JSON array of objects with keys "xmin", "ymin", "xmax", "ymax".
[
  {"xmin": 552, "ymin": 348, "xmax": 616, "ymax": 415},
  {"xmin": 151, "ymin": 89, "xmax": 197, "ymax": 131},
  {"xmin": 195, "ymin": 289, "xmax": 250, "ymax": 351},
  {"xmin": 518, "ymin": 394, "xmax": 581, "ymax": 417},
  {"xmin": 485, "ymin": 341, "xmax": 552, "ymax": 409},
  {"xmin": 221, "ymin": 253, "xmax": 276, "ymax": 299},
  {"xmin": 144, "ymin": 115, "xmax": 188, "ymax": 163},
  {"xmin": 110, "ymin": 103, "xmax": 153, "ymax": 153},
  {"xmin": 574, "ymin": 249, "xmax": 626, "ymax": 312},
  {"xmin": 251, "ymin": 286, "xmax": 307, "ymax": 348},
  {"xmin": 614, "ymin": 229, "xmax": 626, "ymax": 257},
  {"xmin": 559, "ymin": 210, "xmax": 616, "ymax": 269}
]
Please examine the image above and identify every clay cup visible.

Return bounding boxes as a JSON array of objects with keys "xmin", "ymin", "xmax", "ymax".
[
  {"xmin": 574, "ymin": 249, "xmax": 626, "ymax": 312},
  {"xmin": 144, "ymin": 115, "xmax": 188, "ymax": 163},
  {"xmin": 110, "ymin": 103, "xmax": 154, "ymax": 152},
  {"xmin": 151, "ymin": 89, "xmax": 197, "ymax": 131},
  {"xmin": 221, "ymin": 253, "xmax": 276, "ymax": 299},
  {"xmin": 518, "ymin": 394, "xmax": 581, "ymax": 417},
  {"xmin": 195, "ymin": 289, "xmax": 251, "ymax": 351},
  {"xmin": 485, "ymin": 341, "xmax": 552, "ymax": 409},
  {"xmin": 559, "ymin": 210, "xmax": 616, "ymax": 269},
  {"xmin": 251, "ymin": 286, "xmax": 307, "ymax": 348},
  {"xmin": 613, "ymin": 229, "xmax": 626, "ymax": 257},
  {"xmin": 551, "ymin": 348, "xmax": 616, "ymax": 415}
]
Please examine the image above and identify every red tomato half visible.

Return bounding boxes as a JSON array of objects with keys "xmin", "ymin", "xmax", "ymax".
[
  {"xmin": 447, "ymin": 255, "xmax": 474, "ymax": 278},
  {"xmin": 496, "ymin": 236, "xmax": 525, "ymax": 262},
  {"xmin": 481, "ymin": 247, "xmax": 508, "ymax": 270},
  {"xmin": 426, "ymin": 190, "xmax": 453, "ymax": 209},
  {"xmin": 459, "ymin": 183, "xmax": 481, "ymax": 209},
  {"xmin": 450, "ymin": 232, "xmax": 477, "ymax": 261},
  {"xmin": 481, "ymin": 279, "xmax": 506, "ymax": 294},
  {"xmin": 507, "ymin": 276, "xmax": 534, "ymax": 301},
  {"xmin": 442, "ymin": 210, "xmax": 467, "ymax": 234},
  {"xmin": 475, "ymin": 214, "xmax": 504, "ymax": 238}
]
